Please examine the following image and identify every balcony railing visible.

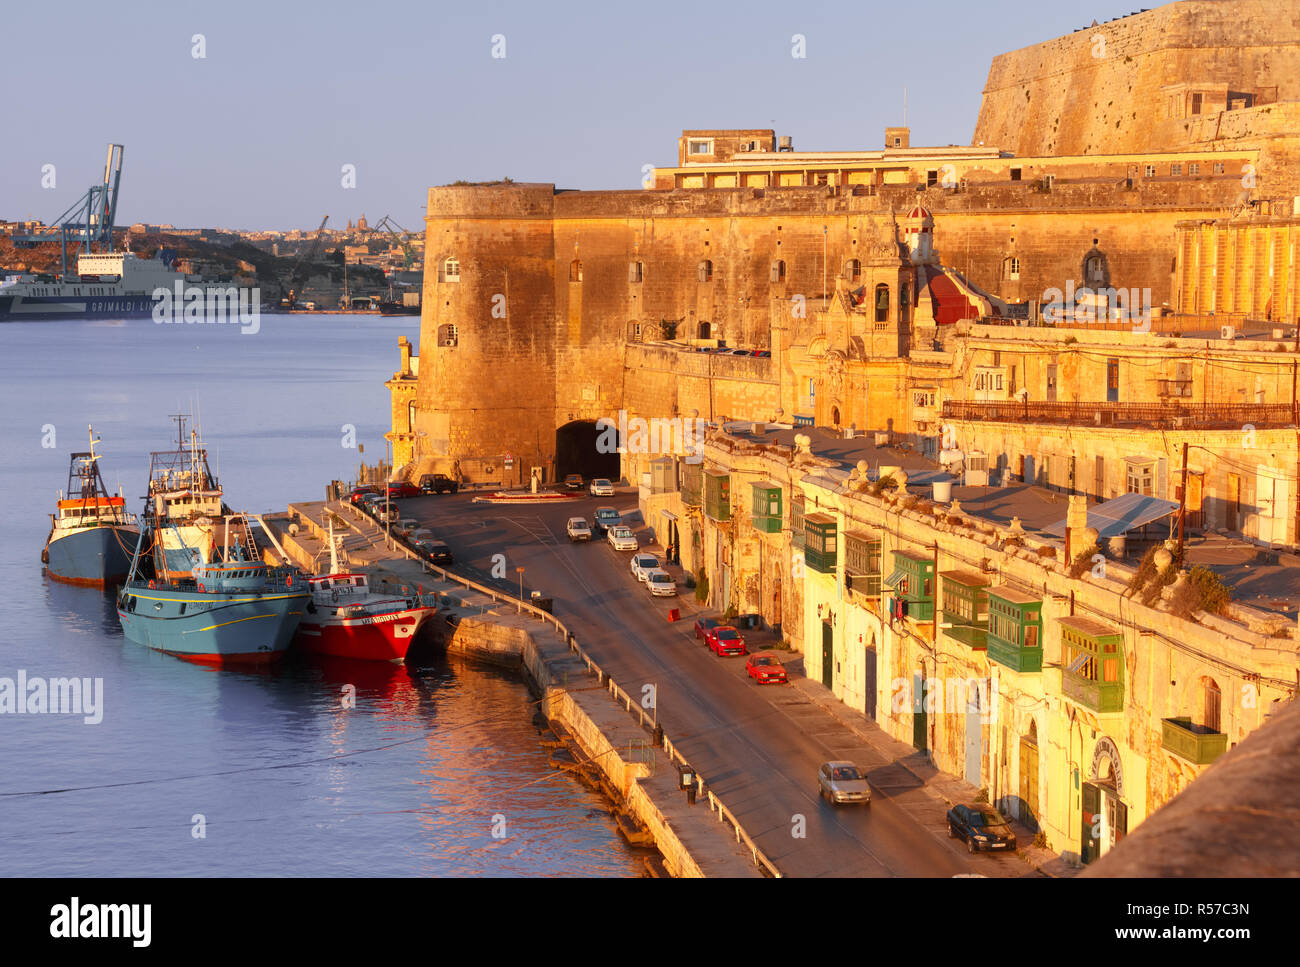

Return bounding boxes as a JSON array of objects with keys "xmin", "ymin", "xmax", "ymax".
[
  {"xmin": 1161, "ymin": 717, "xmax": 1227, "ymax": 765},
  {"xmin": 1062, "ymin": 672, "xmax": 1124, "ymax": 714},
  {"xmin": 942, "ymin": 400, "xmax": 1296, "ymax": 429},
  {"xmin": 987, "ymin": 635, "xmax": 1042, "ymax": 673}
]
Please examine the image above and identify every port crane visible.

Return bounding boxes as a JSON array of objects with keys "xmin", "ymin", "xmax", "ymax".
[
  {"xmin": 14, "ymin": 144, "xmax": 124, "ymax": 277},
  {"xmin": 280, "ymin": 215, "xmax": 329, "ymax": 309},
  {"xmin": 373, "ymin": 215, "xmax": 419, "ymax": 270}
]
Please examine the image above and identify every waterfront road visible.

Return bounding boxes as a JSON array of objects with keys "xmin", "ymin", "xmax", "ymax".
[{"xmin": 398, "ymin": 488, "xmax": 1030, "ymax": 878}]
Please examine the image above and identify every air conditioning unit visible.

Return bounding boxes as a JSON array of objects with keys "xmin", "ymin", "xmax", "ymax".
[
  {"xmin": 874, "ymin": 432, "xmax": 890, "ymax": 446},
  {"xmin": 1221, "ymin": 325, "xmax": 1236, "ymax": 340},
  {"xmin": 964, "ymin": 452, "xmax": 989, "ymax": 487}
]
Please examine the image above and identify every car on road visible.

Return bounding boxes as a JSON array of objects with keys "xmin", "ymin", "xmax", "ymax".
[
  {"xmin": 705, "ymin": 625, "xmax": 747, "ymax": 656},
  {"xmin": 393, "ymin": 517, "xmax": 418, "ymax": 537},
  {"xmin": 607, "ymin": 525, "xmax": 638, "ymax": 551},
  {"xmin": 348, "ymin": 485, "xmax": 381, "ymax": 505},
  {"xmin": 418, "ymin": 473, "xmax": 458, "ymax": 495},
  {"xmin": 589, "ymin": 478, "xmax": 614, "ymax": 497},
  {"xmin": 946, "ymin": 804, "xmax": 1017, "ymax": 853},
  {"xmin": 385, "ymin": 481, "xmax": 422, "ymax": 499},
  {"xmin": 413, "ymin": 539, "xmax": 454, "ymax": 565},
  {"xmin": 630, "ymin": 553, "xmax": 659, "ymax": 582},
  {"xmin": 563, "ymin": 474, "xmax": 584, "ymax": 491},
  {"xmin": 818, "ymin": 761, "xmax": 871, "ymax": 806},
  {"xmin": 694, "ymin": 617, "xmax": 721, "ymax": 641},
  {"xmin": 645, "ymin": 569, "xmax": 677, "ymax": 596},
  {"xmin": 566, "ymin": 517, "xmax": 591, "ymax": 542},
  {"xmin": 592, "ymin": 506, "xmax": 621, "ymax": 536},
  {"xmin": 745, "ymin": 652, "xmax": 788, "ymax": 684}
]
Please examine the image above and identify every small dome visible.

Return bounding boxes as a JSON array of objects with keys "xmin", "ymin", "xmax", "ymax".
[{"xmin": 907, "ymin": 204, "xmax": 932, "ymax": 221}]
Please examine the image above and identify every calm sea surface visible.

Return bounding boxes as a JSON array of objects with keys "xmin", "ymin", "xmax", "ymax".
[{"xmin": 0, "ymin": 313, "xmax": 640, "ymax": 877}]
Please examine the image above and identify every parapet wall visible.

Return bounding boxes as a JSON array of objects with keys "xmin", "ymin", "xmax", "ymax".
[{"xmin": 974, "ymin": 0, "xmax": 1300, "ymax": 157}]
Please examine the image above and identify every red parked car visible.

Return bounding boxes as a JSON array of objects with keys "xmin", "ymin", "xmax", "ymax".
[
  {"xmin": 706, "ymin": 625, "xmax": 747, "ymax": 657},
  {"xmin": 385, "ymin": 481, "xmax": 421, "ymax": 499},
  {"xmin": 348, "ymin": 485, "xmax": 381, "ymax": 505},
  {"xmin": 745, "ymin": 652, "xmax": 787, "ymax": 684},
  {"xmin": 694, "ymin": 617, "xmax": 721, "ymax": 641}
]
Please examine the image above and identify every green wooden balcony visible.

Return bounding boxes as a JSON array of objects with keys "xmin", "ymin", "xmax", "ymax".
[
  {"xmin": 681, "ymin": 459, "xmax": 702, "ymax": 507},
  {"xmin": 704, "ymin": 470, "xmax": 731, "ymax": 521},
  {"xmin": 884, "ymin": 550, "xmax": 934, "ymax": 621},
  {"xmin": 1062, "ymin": 673, "xmax": 1124, "ymax": 714},
  {"xmin": 987, "ymin": 635, "xmax": 1042, "ymax": 672},
  {"xmin": 804, "ymin": 513, "xmax": 837, "ymax": 574},
  {"xmin": 986, "ymin": 587, "xmax": 1043, "ymax": 673},
  {"xmin": 1060, "ymin": 616, "xmax": 1124, "ymax": 714},
  {"xmin": 941, "ymin": 570, "xmax": 989, "ymax": 650},
  {"xmin": 1161, "ymin": 717, "xmax": 1227, "ymax": 765},
  {"xmin": 751, "ymin": 481, "xmax": 782, "ymax": 534}
]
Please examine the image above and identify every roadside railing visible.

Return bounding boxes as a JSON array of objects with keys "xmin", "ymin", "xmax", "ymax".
[{"xmin": 326, "ymin": 496, "xmax": 782, "ymax": 878}]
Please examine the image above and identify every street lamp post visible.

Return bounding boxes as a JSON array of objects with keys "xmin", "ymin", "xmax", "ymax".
[{"xmin": 516, "ymin": 566, "xmax": 525, "ymax": 614}]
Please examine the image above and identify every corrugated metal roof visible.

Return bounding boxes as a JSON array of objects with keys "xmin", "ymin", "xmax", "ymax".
[{"xmin": 1044, "ymin": 492, "xmax": 1178, "ymax": 539}]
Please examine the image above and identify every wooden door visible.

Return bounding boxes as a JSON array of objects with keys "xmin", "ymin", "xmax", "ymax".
[
  {"xmin": 821, "ymin": 620, "xmax": 833, "ymax": 690},
  {"xmin": 1018, "ymin": 736, "xmax": 1040, "ymax": 830}
]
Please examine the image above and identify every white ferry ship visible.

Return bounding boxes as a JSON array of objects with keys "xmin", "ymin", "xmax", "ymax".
[{"xmin": 0, "ymin": 251, "xmax": 255, "ymax": 322}]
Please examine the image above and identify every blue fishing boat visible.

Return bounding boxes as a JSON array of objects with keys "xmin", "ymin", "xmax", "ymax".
[
  {"xmin": 116, "ymin": 418, "xmax": 308, "ymax": 665},
  {"xmin": 43, "ymin": 427, "xmax": 139, "ymax": 587}
]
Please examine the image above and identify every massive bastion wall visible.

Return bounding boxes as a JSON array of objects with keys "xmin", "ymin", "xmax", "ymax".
[{"xmin": 973, "ymin": 0, "xmax": 1300, "ymax": 161}]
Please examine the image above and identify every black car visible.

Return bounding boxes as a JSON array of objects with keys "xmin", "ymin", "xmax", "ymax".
[
  {"xmin": 946, "ymin": 804, "xmax": 1017, "ymax": 853},
  {"xmin": 414, "ymin": 539, "xmax": 454, "ymax": 565},
  {"xmin": 419, "ymin": 473, "xmax": 458, "ymax": 495}
]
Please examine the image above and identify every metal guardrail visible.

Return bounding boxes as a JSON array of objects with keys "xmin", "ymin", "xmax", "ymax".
[{"xmin": 332, "ymin": 497, "xmax": 782, "ymax": 878}]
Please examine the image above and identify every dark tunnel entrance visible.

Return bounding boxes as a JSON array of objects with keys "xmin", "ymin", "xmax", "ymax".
[{"xmin": 556, "ymin": 420, "xmax": 621, "ymax": 481}]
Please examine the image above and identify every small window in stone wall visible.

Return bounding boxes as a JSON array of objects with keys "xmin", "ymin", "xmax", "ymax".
[
  {"xmin": 845, "ymin": 258, "xmax": 861, "ymax": 282},
  {"xmin": 438, "ymin": 257, "xmax": 460, "ymax": 283},
  {"xmin": 628, "ymin": 261, "xmax": 643, "ymax": 283},
  {"xmin": 698, "ymin": 260, "xmax": 713, "ymax": 283},
  {"xmin": 770, "ymin": 259, "xmax": 786, "ymax": 283},
  {"xmin": 438, "ymin": 324, "xmax": 458, "ymax": 347},
  {"xmin": 1188, "ymin": 162, "xmax": 1200, "ymax": 175},
  {"xmin": 570, "ymin": 260, "xmax": 583, "ymax": 283}
]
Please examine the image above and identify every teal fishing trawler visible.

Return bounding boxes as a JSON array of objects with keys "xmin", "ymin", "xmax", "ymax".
[{"xmin": 116, "ymin": 418, "xmax": 308, "ymax": 665}]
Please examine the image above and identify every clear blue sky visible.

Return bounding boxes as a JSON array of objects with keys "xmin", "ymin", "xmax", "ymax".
[{"xmin": 1, "ymin": 0, "xmax": 1116, "ymax": 231}]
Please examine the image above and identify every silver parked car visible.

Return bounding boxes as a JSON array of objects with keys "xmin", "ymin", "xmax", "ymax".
[
  {"xmin": 630, "ymin": 553, "xmax": 659, "ymax": 582},
  {"xmin": 818, "ymin": 761, "xmax": 871, "ymax": 806},
  {"xmin": 645, "ymin": 569, "xmax": 677, "ymax": 597}
]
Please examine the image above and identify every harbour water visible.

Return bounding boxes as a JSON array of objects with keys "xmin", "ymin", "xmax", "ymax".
[{"xmin": 0, "ymin": 314, "xmax": 642, "ymax": 877}]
